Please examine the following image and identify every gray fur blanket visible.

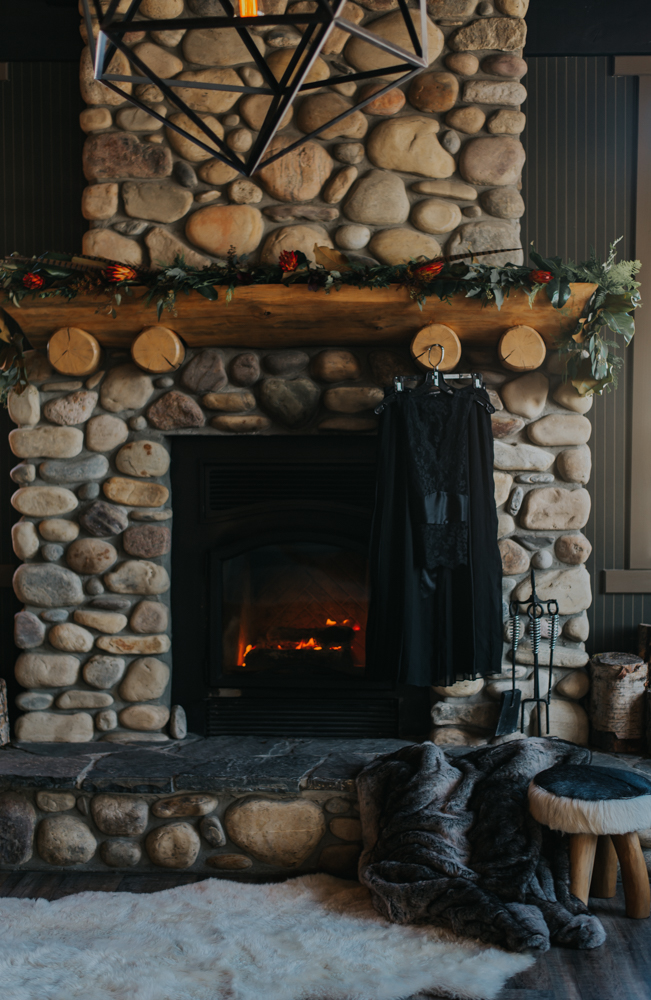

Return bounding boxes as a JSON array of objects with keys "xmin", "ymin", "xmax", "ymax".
[{"xmin": 356, "ymin": 738, "xmax": 606, "ymax": 953}]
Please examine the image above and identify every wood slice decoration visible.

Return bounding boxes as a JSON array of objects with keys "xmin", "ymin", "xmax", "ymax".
[
  {"xmin": 498, "ymin": 325, "xmax": 546, "ymax": 371},
  {"xmin": 131, "ymin": 326, "xmax": 186, "ymax": 374},
  {"xmin": 47, "ymin": 327, "xmax": 102, "ymax": 376},
  {"xmin": 411, "ymin": 324, "xmax": 462, "ymax": 372}
]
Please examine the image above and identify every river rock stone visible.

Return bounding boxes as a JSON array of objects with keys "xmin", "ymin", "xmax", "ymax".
[
  {"xmin": 409, "ymin": 71, "xmax": 459, "ymax": 113},
  {"xmin": 263, "ymin": 351, "xmax": 309, "ymax": 376},
  {"xmin": 488, "ymin": 109, "xmax": 527, "ymax": 134},
  {"xmin": 459, "ymin": 136, "xmax": 526, "ymax": 188},
  {"xmin": 66, "ymin": 539, "xmax": 118, "ymax": 575},
  {"xmin": 555, "ymin": 534, "xmax": 592, "ymax": 565},
  {"xmin": 120, "ymin": 704, "xmax": 171, "ymax": 731},
  {"xmin": 230, "ymin": 353, "xmax": 260, "ymax": 386},
  {"xmin": 172, "ymin": 68, "xmax": 241, "ymax": 115},
  {"xmin": 259, "ymin": 378, "xmax": 320, "ymax": 428},
  {"xmin": 74, "ymin": 609, "xmax": 128, "ymax": 633},
  {"xmin": 16, "ymin": 712, "xmax": 94, "ymax": 743},
  {"xmin": 91, "ymin": 794, "xmax": 149, "ymax": 836},
  {"xmin": 122, "ymin": 180, "xmax": 192, "ymax": 223},
  {"xmin": 167, "ymin": 704, "xmax": 186, "ymax": 740},
  {"xmin": 181, "ymin": 350, "xmax": 228, "ymax": 395},
  {"xmin": 411, "ymin": 198, "xmax": 462, "ymax": 234},
  {"xmin": 39, "ymin": 454, "xmax": 108, "ymax": 486},
  {"xmin": 529, "ymin": 699, "xmax": 588, "ymax": 745},
  {"xmin": 333, "ymin": 142, "xmax": 365, "ymax": 165},
  {"xmin": 483, "ymin": 53, "xmax": 528, "ymax": 77},
  {"xmin": 563, "ymin": 612, "xmax": 589, "ymax": 642},
  {"xmin": 311, "ymin": 350, "xmax": 361, "ymax": 382},
  {"xmin": 153, "ymin": 794, "xmax": 217, "ymax": 818},
  {"xmin": 552, "ymin": 381, "xmax": 593, "ymax": 414},
  {"xmin": 15, "ymin": 652, "xmax": 79, "ymax": 688},
  {"xmin": 501, "ymin": 372, "xmax": 548, "ymax": 418},
  {"xmin": 183, "ymin": 25, "xmax": 264, "ymax": 65},
  {"xmin": 493, "ymin": 440, "xmax": 555, "ymax": 471},
  {"xmin": 296, "ymin": 93, "xmax": 367, "ymax": 140},
  {"xmin": 411, "ymin": 179, "xmax": 478, "ymax": 201},
  {"xmin": 445, "ymin": 51, "xmax": 479, "ymax": 74},
  {"xmin": 200, "ymin": 815, "xmax": 226, "ymax": 847},
  {"xmin": 329, "ymin": 817, "xmax": 362, "ymax": 841},
  {"xmin": 228, "ymin": 179, "xmax": 262, "ymax": 205},
  {"xmin": 213, "ymin": 414, "xmax": 272, "ymax": 432},
  {"xmin": 85, "ymin": 415, "xmax": 129, "ymax": 454},
  {"xmin": 431, "ymin": 728, "xmax": 488, "ymax": 748},
  {"xmin": 10, "ymin": 462, "xmax": 36, "ymax": 484},
  {"xmin": 447, "ymin": 220, "xmax": 523, "ymax": 266},
  {"xmin": 225, "ymin": 797, "xmax": 325, "ymax": 867},
  {"xmin": 115, "ymin": 441, "xmax": 170, "ymax": 479},
  {"xmin": 431, "ymin": 701, "xmax": 500, "ymax": 730},
  {"xmin": 83, "ymin": 655, "xmax": 126, "ymax": 689},
  {"xmin": 358, "ymin": 83, "xmax": 405, "ymax": 116},
  {"xmin": 0, "ymin": 793, "xmax": 36, "ymax": 864},
  {"xmin": 100, "ymin": 365, "xmax": 154, "ymax": 414},
  {"xmin": 481, "ymin": 186, "xmax": 525, "ymax": 219},
  {"xmin": 37, "ymin": 814, "xmax": 97, "ymax": 864},
  {"xmin": 369, "ymin": 228, "xmax": 442, "ymax": 264},
  {"xmin": 322, "ymin": 386, "xmax": 383, "ymax": 412},
  {"xmin": 146, "ymin": 821, "xmax": 200, "ymax": 868},
  {"xmin": 256, "ymin": 137, "xmax": 333, "ymax": 202},
  {"xmin": 123, "ymin": 524, "xmax": 171, "ymax": 559},
  {"xmin": 41, "ymin": 542, "xmax": 63, "ymax": 562},
  {"xmin": 146, "ymin": 391, "xmax": 205, "ymax": 431},
  {"xmin": 83, "ymin": 132, "xmax": 172, "ymax": 183},
  {"xmin": 9, "ymin": 427, "xmax": 83, "ymax": 459},
  {"xmin": 497, "ymin": 512, "xmax": 515, "ymax": 537},
  {"xmin": 207, "ymin": 853, "xmax": 252, "ymax": 869},
  {"xmin": 463, "ymin": 80, "xmax": 527, "ymax": 107},
  {"xmin": 80, "ymin": 44, "xmax": 131, "ymax": 105},
  {"xmin": 343, "ymin": 170, "xmax": 409, "ymax": 225},
  {"xmin": 555, "ymin": 670, "xmax": 590, "ymax": 700},
  {"xmin": 260, "ymin": 224, "xmax": 333, "ymax": 265},
  {"xmin": 8, "ymin": 384, "xmax": 40, "ymax": 427},
  {"xmin": 520, "ymin": 487, "xmax": 590, "ymax": 531},
  {"xmin": 11, "ymin": 521, "xmax": 39, "ymax": 560},
  {"xmin": 13, "ymin": 565, "xmax": 84, "ymax": 608},
  {"xmin": 346, "ymin": 10, "xmax": 442, "ymax": 74},
  {"xmin": 491, "ymin": 414, "xmax": 525, "ymax": 438},
  {"xmin": 318, "ymin": 415, "xmax": 377, "ymax": 432},
  {"xmin": 239, "ymin": 95, "xmax": 292, "ymax": 134},
  {"xmin": 513, "ymin": 564, "xmax": 591, "ymax": 616},
  {"xmin": 499, "ymin": 538, "xmax": 530, "ymax": 575},
  {"xmin": 186, "ymin": 204, "xmax": 264, "ymax": 257},
  {"xmin": 527, "ymin": 414, "xmax": 592, "ymax": 446},
  {"xmin": 100, "ymin": 839, "xmax": 142, "ymax": 867},
  {"xmin": 203, "ymin": 391, "xmax": 256, "ymax": 411},
  {"xmin": 323, "ymin": 166, "xmax": 357, "ymax": 204},
  {"xmin": 129, "ymin": 602, "xmax": 168, "ymax": 634},
  {"xmin": 116, "ymin": 103, "xmax": 167, "ymax": 132},
  {"xmin": 450, "ymin": 16, "xmax": 527, "ymax": 51},
  {"xmin": 105, "ymin": 561, "xmax": 170, "ymax": 595},
  {"xmin": 432, "ymin": 678, "xmax": 485, "ymax": 698},
  {"xmin": 120, "ymin": 656, "xmax": 170, "ymax": 701},
  {"xmin": 336, "ymin": 224, "xmax": 370, "ymax": 249},
  {"xmin": 97, "ymin": 633, "xmax": 170, "ymax": 655},
  {"xmin": 36, "ymin": 791, "xmax": 76, "ymax": 813},
  {"xmin": 445, "ymin": 107, "xmax": 486, "ymax": 135},
  {"xmin": 43, "ymin": 390, "xmax": 97, "ymax": 427},
  {"xmin": 89, "ymin": 596, "xmax": 132, "ymax": 610},
  {"xmin": 79, "ymin": 501, "xmax": 129, "ymax": 538},
  {"xmin": 12, "ymin": 486, "xmax": 78, "ymax": 518},
  {"xmin": 49, "ymin": 622, "xmax": 94, "ymax": 653},
  {"xmin": 145, "ymin": 228, "xmax": 210, "ymax": 270},
  {"xmin": 83, "ymin": 230, "xmax": 143, "ymax": 268},
  {"xmin": 367, "ymin": 116, "xmax": 455, "ymax": 178},
  {"xmin": 557, "ymin": 445, "xmax": 591, "ymax": 484},
  {"xmin": 197, "ymin": 159, "xmax": 240, "ymax": 188},
  {"xmin": 266, "ymin": 47, "xmax": 329, "ymax": 86},
  {"xmin": 493, "ymin": 471, "xmax": 513, "ymax": 506},
  {"xmin": 14, "ymin": 611, "xmax": 46, "ymax": 649},
  {"xmin": 56, "ymin": 690, "xmax": 113, "ymax": 709},
  {"xmin": 103, "ymin": 478, "xmax": 170, "ymax": 508}
]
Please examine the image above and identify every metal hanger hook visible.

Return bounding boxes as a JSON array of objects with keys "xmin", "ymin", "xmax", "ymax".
[{"xmin": 427, "ymin": 343, "xmax": 444, "ymax": 370}]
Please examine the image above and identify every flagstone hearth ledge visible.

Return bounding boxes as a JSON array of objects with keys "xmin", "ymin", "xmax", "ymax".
[{"xmin": 5, "ymin": 283, "xmax": 597, "ymax": 351}]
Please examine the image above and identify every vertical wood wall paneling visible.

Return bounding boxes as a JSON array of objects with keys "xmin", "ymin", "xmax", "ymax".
[{"xmin": 522, "ymin": 56, "xmax": 645, "ymax": 653}]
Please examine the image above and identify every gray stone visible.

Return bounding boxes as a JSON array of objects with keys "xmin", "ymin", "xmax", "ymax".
[
  {"xmin": 114, "ymin": 220, "xmax": 149, "ymax": 236},
  {"xmin": 95, "ymin": 709, "xmax": 118, "ymax": 732},
  {"xmin": 79, "ymin": 501, "xmax": 129, "ymax": 538},
  {"xmin": 9, "ymin": 426, "xmax": 84, "ymax": 459},
  {"xmin": 173, "ymin": 160, "xmax": 198, "ymax": 188},
  {"xmin": 520, "ymin": 487, "xmax": 591, "ymax": 531},
  {"xmin": 447, "ymin": 220, "xmax": 523, "ymax": 267},
  {"xmin": 16, "ymin": 712, "xmax": 94, "ymax": 743},
  {"xmin": 100, "ymin": 838, "xmax": 142, "ymax": 867},
  {"xmin": 230, "ymin": 353, "xmax": 261, "ymax": 386},
  {"xmin": 78, "ymin": 482, "xmax": 100, "ymax": 500},
  {"xmin": 259, "ymin": 378, "xmax": 320, "ymax": 428},
  {"xmin": 518, "ymin": 534, "xmax": 555, "ymax": 551},
  {"xmin": 531, "ymin": 549, "xmax": 553, "ymax": 569},
  {"xmin": 334, "ymin": 142, "xmax": 365, "ymax": 164},
  {"xmin": 13, "ymin": 564, "xmax": 84, "ymax": 608},
  {"xmin": 15, "ymin": 691, "xmax": 54, "ymax": 711},
  {"xmin": 515, "ymin": 473, "xmax": 554, "ymax": 484},
  {"xmin": 493, "ymin": 440, "xmax": 555, "ymax": 472},
  {"xmin": 86, "ymin": 578, "xmax": 105, "ymax": 596},
  {"xmin": 83, "ymin": 654, "xmax": 127, "ymax": 689},
  {"xmin": 123, "ymin": 180, "xmax": 193, "ymax": 223},
  {"xmin": 41, "ymin": 609, "xmax": 69, "ymax": 623},
  {"xmin": 0, "ymin": 793, "xmax": 36, "ymax": 865},
  {"xmin": 100, "ymin": 364, "xmax": 154, "ymax": 413},
  {"xmin": 39, "ymin": 454, "xmax": 109, "ymax": 485},
  {"xmin": 14, "ymin": 611, "xmax": 46, "ymax": 649},
  {"xmin": 41, "ymin": 543, "xmax": 64, "ymax": 562},
  {"xmin": 43, "ymin": 391, "xmax": 98, "ymax": 426},
  {"xmin": 262, "ymin": 351, "xmax": 309, "ymax": 376},
  {"xmin": 155, "ymin": 378, "xmax": 175, "ymax": 389},
  {"xmin": 105, "ymin": 560, "xmax": 170, "ymax": 595},
  {"xmin": 10, "ymin": 462, "xmax": 36, "ymax": 484},
  {"xmin": 335, "ymin": 224, "xmax": 370, "ymax": 250},
  {"xmin": 501, "ymin": 373, "xmax": 549, "ymax": 419},
  {"xmin": 441, "ymin": 130, "xmax": 461, "ymax": 155},
  {"xmin": 35, "ymin": 791, "xmax": 76, "ymax": 813},
  {"xmin": 507, "ymin": 486, "xmax": 524, "ymax": 515},
  {"xmin": 449, "ymin": 16, "xmax": 527, "ymax": 51},
  {"xmin": 200, "ymin": 814, "xmax": 226, "ymax": 847},
  {"xmin": 480, "ymin": 187, "xmax": 525, "ymax": 219},
  {"xmin": 120, "ymin": 656, "xmax": 170, "ymax": 701},
  {"xmin": 145, "ymin": 821, "xmax": 201, "ymax": 869},
  {"xmin": 463, "ymin": 80, "xmax": 527, "ymax": 106},
  {"xmin": 169, "ymin": 704, "xmax": 187, "ymax": 740},
  {"xmin": 91, "ymin": 794, "xmax": 149, "ymax": 836},
  {"xmin": 512, "ymin": 565, "xmax": 592, "ymax": 615},
  {"xmin": 37, "ymin": 814, "xmax": 97, "ymax": 865}
]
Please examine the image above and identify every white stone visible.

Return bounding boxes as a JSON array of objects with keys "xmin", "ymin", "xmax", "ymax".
[
  {"xmin": 100, "ymin": 364, "xmax": 154, "ymax": 413},
  {"xmin": 15, "ymin": 712, "xmax": 94, "ymax": 743},
  {"xmin": 11, "ymin": 521, "xmax": 39, "ymax": 560},
  {"xmin": 497, "ymin": 512, "xmax": 515, "ymax": 538},
  {"xmin": 431, "ymin": 678, "xmax": 485, "ymax": 697},
  {"xmin": 493, "ymin": 471, "xmax": 513, "ymax": 506},
  {"xmin": 8, "ymin": 385, "xmax": 40, "ymax": 427},
  {"xmin": 105, "ymin": 561, "xmax": 170, "ymax": 595},
  {"xmin": 493, "ymin": 440, "xmax": 555, "ymax": 472},
  {"xmin": 463, "ymin": 80, "xmax": 527, "ymax": 106},
  {"xmin": 500, "ymin": 373, "xmax": 549, "ymax": 419},
  {"xmin": 335, "ymin": 224, "xmax": 371, "ymax": 249}
]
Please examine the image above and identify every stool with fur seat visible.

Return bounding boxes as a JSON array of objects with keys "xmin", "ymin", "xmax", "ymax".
[{"xmin": 528, "ymin": 764, "xmax": 651, "ymax": 919}]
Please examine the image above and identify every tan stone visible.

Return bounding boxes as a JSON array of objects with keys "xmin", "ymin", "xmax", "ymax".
[
  {"xmin": 82, "ymin": 229, "xmax": 143, "ymax": 267},
  {"xmin": 323, "ymin": 166, "xmax": 358, "ymax": 204},
  {"xmin": 260, "ymin": 225, "xmax": 333, "ymax": 264},
  {"xmin": 165, "ymin": 113, "xmax": 224, "ymax": 162},
  {"xmin": 311, "ymin": 350, "xmax": 361, "ymax": 382},
  {"xmin": 16, "ymin": 712, "xmax": 94, "ymax": 744},
  {"xmin": 555, "ymin": 534, "xmax": 592, "ymax": 565},
  {"xmin": 80, "ymin": 46, "xmax": 132, "ymax": 105},
  {"xmin": 153, "ymin": 794, "xmax": 218, "ymax": 818},
  {"xmin": 493, "ymin": 471, "xmax": 513, "ymax": 506},
  {"xmin": 409, "ymin": 72, "xmax": 459, "ymax": 113},
  {"xmin": 36, "ymin": 520, "xmax": 77, "ymax": 546},
  {"xmin": 552, "ymin": 381, "xmax": 594, "ymax": 414},
  {"xmin": 318, "ymin": 416, "xmax": 377, "ymax": 432},
  {"xmin": 464, "ymin": 81, "xmax": 527, "ymax": 108},
  {"xmin": 266, "ymin": 48, "xmax": 329, "ymax": 85},
  {"xmin": 488, "ymin": 110, "xmax": 526, "ymax": 134},
  {"xmin": 563, "ymin": 612, "xmax": 589, "ymax": 642},
  {"xmin": 529, "ymin": 699, "xmax": 588, "ymax": 745},
  {"xmin": 493, "ymin": 440, "xmax": 555, "ymax": 472},
  {"xmin": 500, "ymin": 372, "xmax": 549, "ymax": 419},
  {"xmin": 497, "ymin": 512, "xmax": 515, "ymax": 537},
  {"xmin": 368, "ymin": 229, "xmax": 442, "ymax": 264},
  {"xmin": 431, "ymin": 728, "xmax": 488, "ymax": 748},
  {"xmin": 186, "ymin": 205, "xmax": 264, "ymax": 257},
  {"xmin": 74, "ymin": 609, "xmax": 128, "ymax": 633},
  {"xmin": 346, "ymin": 11, "xmax": 442, "ymax": 76},
  {"xmin": 116, "ymin": 441, "xmax": 170, "ymax": 478},
  {"xmin": 520, "ymin": 487, "xmax": 590, "ymax": 531},
  {"xmin": 449, "ymin": 16, "xmax": 527, "ymax": 52},
  {"xmin": 555, "ymin": 670, "xmax": 590, "ymax": 700},
  {"xmin": 11, "ymin": 521, "xmax": 39, "ymax": 560},
  {"xmin": 225, "ymin": 797, "xmax": 325, "ymax": 867},
  {"xmin": 411, "ymin": 178, "xmax": 477, "ymax": 200},
  {"xmin": 446, "ymin": 106, "xmax": 486, "ymax": 134},
  {"xmin": 9, "ymin": 426, "xmax": 83, "ymax": 459},
  {"xmin": 37, "ymin": 813, "xmax": 97, "ymax": 862},
  {"xmin": 145, "ymin": 228, "xmax": 211, "ymax": 270},
  {"xmin": 120, "ymin": 656, "xmax": 170, "ymax": 701},
  {"xmin": 130, "ymin": 601, "xmax": 169, "ymax": 633},
  {"xmin": 296, "ymin": 93, "xmax": 367, "ymax": 141},
  {"xmin": 174, "ymin": 68, "xmax": 242, "ymax": 114},
  {"xmin": 206, "ymin": 853, "xmax": 252, "ymax": 870},
  {"xmin": 513, "ymin": 565, "xmax": 591, "ymax": 615},
  {"xmin": 367, "ymin": 116, "xmax": 455, "ymax": 178},
  {"xmin": 82, "ymin": 183, "xmax": 118, "ymax": 221},
  {"xmin": 336, "ymin": 224, "xmax": 370, "ymax": 249},
  {"xmin": 323, "ymin": 386, "xmax": 383, "ymax": 412},
  {"xmin": 122, "ymin": 180, "xmax": 193, "ymax": 223},
  {"xmin": 203, "ymin": 391, "xmax": 256, "ymax": 411},
  {"xmin": 119, "ymin": 703, "xmax": 170, "ymax": 731},
  {"xmin": 211, "ymin": 415, "xmax": 272, "ymax": 433},
  {"xmin": 132, "ymin": 42, "xmax": 183, "ymax": 78},
  {"xmin": 43, "ymin": 390, "xmax": 97, "ymax": 426},
  {"xmin": 227, "ymin": 180, "xmax": 263, "ymax": 205},
  {"xmin": 343, "ymin": 170, "xmax": 409, "ymax": 225},
  {"xmin": 103, "ymin": 477, "xmax": 169, "ymax": 507},
  {"xmin": 411, "ymin": 198, "xmax": 462, "ymax": 234},
  {"xmin": 80, "ymin": 107, "xmax": 112, "ymax": 132},
  {"xmin": 491, "ymin": 414, "xmax": 525, "ymax": 438},
  {"xmin": 66, "ymin": 538, "xmax": 118, "ymax": 575},
  {"xmin": 105, "ymin": 561, "xmax": 170, "ymax": 595},
  {"xmin": 432, "ymin": 678, "xmax": 485, "ymax": 697},
  {"xmin": 495, "ymin": 0, "xmax": 529, "ymax": 15},
  {"xmin": 97, "ymin": 634, "xmax": 171, "ymax": 655},
  {"xmin": 11, "ymin": 486, "xmax": 77, "ymax": 518},
  {"xmin": 358, "ymin": 83, "xmax": 405, "ymax": 116},
  {"xmin": 56, "ymin": 690, "xmax": 113, "ymax": 709},
  {"xmin": 445, "ymin": 52, "xmax": 479, "ymax": 75},
  {"xmin": 91, "ymin": 794, "xmax": 149, "ymax": 836},
  {"xmin": 431, "ymin": 701, "xmax": 500, "ymax": 730},
  {"xmin": 141, "ymin": 0, "xmax": 184, "ymax": 14},
  {"xmin": 240, "ymin": 95, "xmax": 293, "ymax": 133},
  {"xmin": 15, "ymin": 653, "xmax": 80, "ymax": 688},
  {"xmin": 499, "ymin": 537, "xmax": 530, "ymax": 575},
  {"xmin": 459, "ymin": 136, "xmax": 526, "ymax": 187},
  {"xmin": 329, "ymin": 817, "xmax": 362, "ymax": 841},
  {"xmin": 527, "ymin": 414, "xmax": 592, "ymax": 447},
  {"xmin": 197, "ymin": 159, "xmax": 240, "ymax": 186},
  {"xmin": 8, "ymin": 384, "xmax": 40, "ymax": 428},
  {"xmin": 146, "ymin": 822, "xmax": 200, "ymax": 868},
  {"xmin": 49, "ymin": 623, "xmax": 94, "ymax": 653},
  {"xmin": 183, "ymin": 27, "xmax": 264, "ymax": 66},
  {"xmin": 556, "ymin": 445, "xmax": 591, "ymax": 484},
  {"xmin": 36, "ymin": 791, "xmax": 76, "ymax": 813},
  {"xmin": 116, "ymin": 104, "xmax": 167, "ymax": 133},
  {"xmin": 256, "ymin": 137, "xmax": 333, "ymax": 202},
  {"xmin": 85, "ymin": 414, "xmax": 129, "ymax": 452}
]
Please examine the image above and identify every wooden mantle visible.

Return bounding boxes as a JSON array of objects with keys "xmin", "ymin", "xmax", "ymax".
[{"xmin": 4, "ymin": 283, "xmax": 597, "ymax": 351}]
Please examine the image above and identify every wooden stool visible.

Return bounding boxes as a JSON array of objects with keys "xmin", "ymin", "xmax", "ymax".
[{"xmin": 528, "ymin": 764, "xmax": 651, "ymax": 919}]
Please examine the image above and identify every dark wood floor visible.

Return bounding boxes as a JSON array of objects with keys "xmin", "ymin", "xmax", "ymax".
[{"xmin": 0, "ymin": 874, "xmax": 649, "ymax": 1000}]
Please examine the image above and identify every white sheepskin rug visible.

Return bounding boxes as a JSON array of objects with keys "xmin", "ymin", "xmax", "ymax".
[{"xmin": 0, "ymin": 873, "xmax": 534, "ymax": 1000}]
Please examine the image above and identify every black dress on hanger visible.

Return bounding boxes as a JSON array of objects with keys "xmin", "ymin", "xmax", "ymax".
[{"xmin": 365, "ymin": 381, "xmax": 502, "ymax": 687}]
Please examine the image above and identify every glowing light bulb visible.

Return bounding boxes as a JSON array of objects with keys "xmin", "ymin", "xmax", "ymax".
[{"xmin": 239, "ymin": 0, "xmax": 257, "ymax": 15}]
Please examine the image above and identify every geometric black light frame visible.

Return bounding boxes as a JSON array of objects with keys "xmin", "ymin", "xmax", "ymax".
[{"xmin": 82, "ymin": 0, "xmax": 429, "ymax": 177}]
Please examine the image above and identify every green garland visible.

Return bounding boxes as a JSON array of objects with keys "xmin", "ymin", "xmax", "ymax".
[{"xmin": 0, "ymin": 241, "xmax": 640, "ymax": 403}]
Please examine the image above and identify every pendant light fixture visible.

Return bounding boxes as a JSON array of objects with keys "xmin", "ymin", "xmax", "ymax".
[{"xmin": 82, "ymin": 0, "xmax": 429, "ymax": 177}]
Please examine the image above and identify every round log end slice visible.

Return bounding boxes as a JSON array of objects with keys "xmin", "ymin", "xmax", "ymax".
[
  {"xmin": 131, "ymin": 326, "xmax": 186, "ymax": 374},
  {"xmin": 498, "ymin": 325, "xmax": 546, "ymax": 371},
  {"xmin": 411, "ymin": 324, "xmax": 462, "ymax": 372},
  {"xmin": 48, "ymin": 327, "xmax": 102, "ymax": 376}
]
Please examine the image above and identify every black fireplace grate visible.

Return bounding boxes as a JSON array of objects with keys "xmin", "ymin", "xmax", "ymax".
[
  {"xmin": 207, "ymin": 697, "xmax": 399, "ymax": 738},
  {"xmin": 206, "ymin": 462, "xmax": 377, "ymax": 514}
]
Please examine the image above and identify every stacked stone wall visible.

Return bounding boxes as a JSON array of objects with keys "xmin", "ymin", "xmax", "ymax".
[{"xmin": 79, "ymin": 0, "xmax": 528, "ymax": 269}]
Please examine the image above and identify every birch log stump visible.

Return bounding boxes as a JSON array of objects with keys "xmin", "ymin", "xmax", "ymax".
[
  {"xmin": 589, "ymin": 652, "xmax": 648, "ymax": 753},
  {"xmin": 0, "ymin": 678, "xmax": 9, "ymax": 746}
]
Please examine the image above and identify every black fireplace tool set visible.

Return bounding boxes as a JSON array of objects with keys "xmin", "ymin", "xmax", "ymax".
[{"xmin": 495, "ymin": 568, "xmax": 560, "ymax": 737}]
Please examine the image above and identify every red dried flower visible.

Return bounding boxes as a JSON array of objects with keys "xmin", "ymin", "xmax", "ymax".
[
  {"xmin": 415, "ymin": 260, "xmax": 444, "ymax": 279},
  {"xmin": 529, "ymin": 269, "xmax": 553, "ymax": 284},
  {"xmin": 23, "ymin": 272, "xmax": 44, "ymax": 289},
  {"xmin": 279, "ymin": 251, "xmax": 299, "ymax": 272},
  {"xmin": 105, "ymin": 263, "xmax": 139, "ymax": 283}
]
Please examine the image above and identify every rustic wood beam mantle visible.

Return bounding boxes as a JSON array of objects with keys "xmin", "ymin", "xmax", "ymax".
[{"xmin": 4, "ymin": 283, "xmax": 597, "ymax": 352}]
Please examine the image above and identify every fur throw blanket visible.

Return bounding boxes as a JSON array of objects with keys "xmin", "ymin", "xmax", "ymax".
[{"xmin": 356, "ymin": 737, "xmax": 606, "ymax": 954}]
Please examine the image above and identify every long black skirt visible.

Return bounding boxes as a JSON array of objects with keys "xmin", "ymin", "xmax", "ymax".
[{"xmin": 365, "ymin": 384, "xmax": 503, "ymax": 687}]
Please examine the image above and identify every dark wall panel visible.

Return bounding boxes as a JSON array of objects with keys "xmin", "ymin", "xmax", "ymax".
[{"xmin": 521, "ymin": 55, "xmax": 646, "ymax": 654}]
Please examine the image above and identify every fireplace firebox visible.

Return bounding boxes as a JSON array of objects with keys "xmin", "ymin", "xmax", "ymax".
[{"xmin": 171, "ymin": 436, "xmax": 431, "ymax": 740}]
